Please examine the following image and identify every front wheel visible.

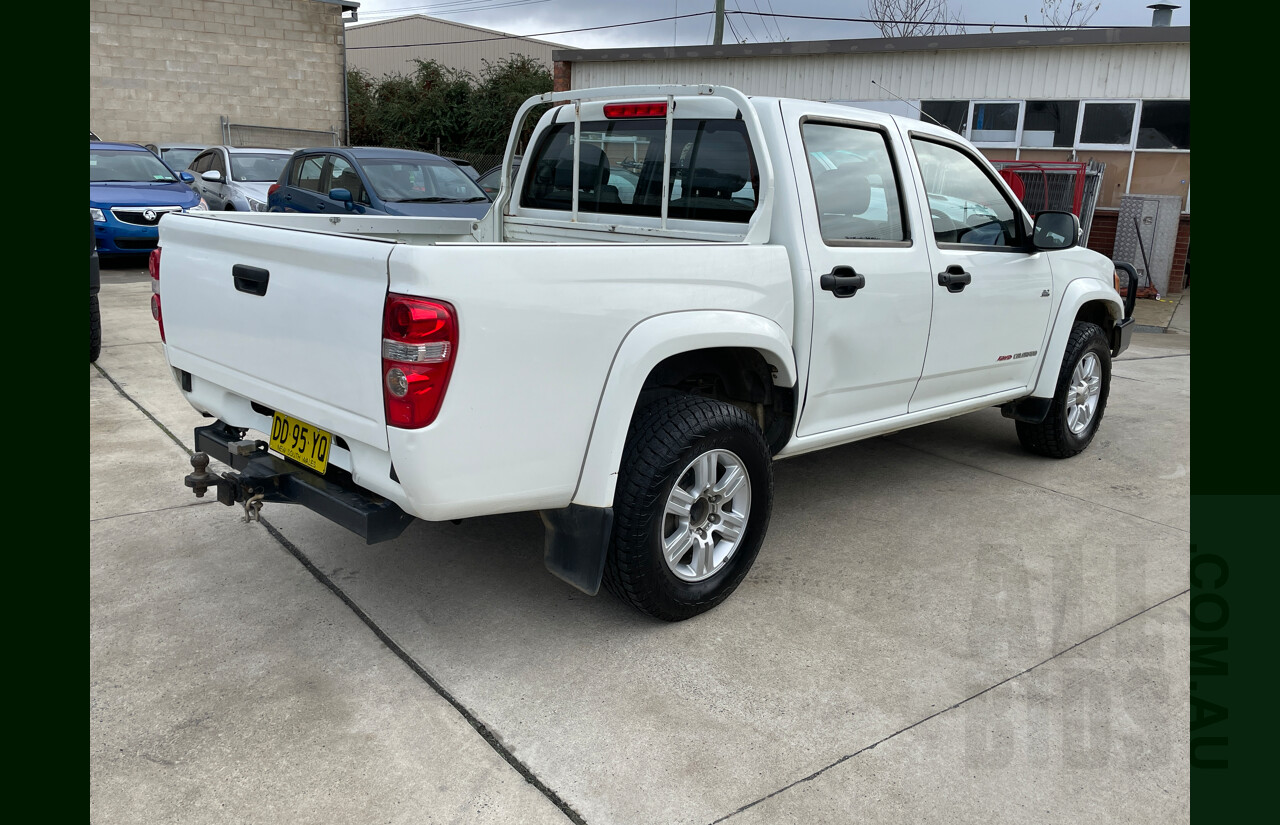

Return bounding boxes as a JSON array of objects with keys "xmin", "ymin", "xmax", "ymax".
[
  {"xmin": 1016, "ymin": 321, "xmax": 1111, "ymax": 458},
  {"xmin": 604, "ymin": 394, "xmax": 773, "ymax": 621}
]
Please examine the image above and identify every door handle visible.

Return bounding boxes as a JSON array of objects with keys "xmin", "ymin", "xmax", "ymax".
[
  {"xmin": 937, "ymin": 265, "xmax": 971, "ymax": 293},
  {"xmin": 233, "ymin": 264, "xmax": 270, "ymax": 296},
  {"xmin": 820, "ymin": 265, "xmax": 866, "ymax": 298}
]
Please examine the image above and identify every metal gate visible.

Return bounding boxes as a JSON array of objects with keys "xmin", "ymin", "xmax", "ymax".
[
  {"xmin": 989, "ymin": 160, "xmax": 1105, "ymax": 245},
  {"xmin": 220, "ymin": 117, "xmax": 339, "ymax": 150}
]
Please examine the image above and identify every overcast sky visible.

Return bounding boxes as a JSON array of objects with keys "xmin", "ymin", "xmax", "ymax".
[{"xmin": 346, "ymin": 0, "xmax": 1192, "ymax": 50}]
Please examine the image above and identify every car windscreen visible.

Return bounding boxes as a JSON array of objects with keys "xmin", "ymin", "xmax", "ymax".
[
  {"xmin": 162, "ymin": 148, "xmax": 203, "ymax": 171},
  {"xmin": 91, "ymin": 148, "xmax": 177, "ymax": 183},
  {"xmin": 360, "ymin": 158, "xmax": 489, "ymax": 203},
  {"xmin": 230, "ymin": 153, "xmax": 291, "ymax": 182}
]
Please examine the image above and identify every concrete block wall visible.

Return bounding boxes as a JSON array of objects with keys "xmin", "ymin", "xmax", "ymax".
[{"xmin": 90, "ymin": 0, "xmax": 346, "ymax": 146}]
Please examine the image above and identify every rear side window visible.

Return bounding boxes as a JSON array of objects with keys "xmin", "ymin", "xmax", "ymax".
[
  {"xmin": 292, "ymin": 155, "xmax": 326, "ymax": 192},
  {"xmin": 521, "ymin": 118, "xmax": 758, "ymax": 223},
  {"xmin": 801, "ymin": 121, "xmax": 908, "ymax": 244}
]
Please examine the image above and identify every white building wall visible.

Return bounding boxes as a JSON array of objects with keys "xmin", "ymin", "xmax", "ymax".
[{"xmin": 569, "ymin": 43, "xmax": 1191, "ymax": 101}]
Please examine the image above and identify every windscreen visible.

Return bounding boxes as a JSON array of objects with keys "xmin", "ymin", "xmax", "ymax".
[
  {"xmin": 360, "ymin": 159, "xmax": 489, "ymax": 203},
  {"xmin": 91, "ymin": 148, "xmax": 178, "ymax": 183},
  {"xmin": 230, "ymin": 153, "xmax": 291, "ymax": 182}
]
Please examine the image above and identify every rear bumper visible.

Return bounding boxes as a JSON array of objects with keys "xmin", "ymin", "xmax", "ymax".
[{"xmin": 191, "ymin": 421, "xmax": 414, "ymax": 544}]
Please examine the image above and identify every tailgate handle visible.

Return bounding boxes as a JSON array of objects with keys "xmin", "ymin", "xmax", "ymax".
[{"xmin": 233, "ymin": 264, "xmax": 270, "ymax": 297}]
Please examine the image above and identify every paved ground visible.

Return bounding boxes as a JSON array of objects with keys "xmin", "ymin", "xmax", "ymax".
[{"xmin": 91, "ymin": 261, "xmax": 1190, "ymax": 824}]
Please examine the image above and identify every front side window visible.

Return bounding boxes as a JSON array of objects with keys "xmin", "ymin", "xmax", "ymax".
[
  {"xmin": 521, "ymin": 118, "xmax": 758, "ymax": 223},
  {"xmin": 208, "ymin": 150, "xmax": 227, "ymax": 177},
  {"xmin": 802, "ymin": 121, "xmax": 907, "ymax": 244},
  {"xmin": 911, "ymin": 138, "xmax": 1024, "ymax": 248}
]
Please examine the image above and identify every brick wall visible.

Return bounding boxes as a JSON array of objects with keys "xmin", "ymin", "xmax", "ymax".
[
  {"xmin": 90, "ymin": 0, "xmax": 346, "ymax": 146},
  {"xmin": 1086, "ymin": 208, "xmax": 1191, "ymax": 295},
  {"xmin": 553, "ymin": 60, "xmax": 571, "ymax": 93}
]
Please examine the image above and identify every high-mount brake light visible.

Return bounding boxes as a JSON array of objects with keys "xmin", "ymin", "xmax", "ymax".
[
  {"xmin": 149, "ymin": 248, "xmax": 165, "ymax": 342},
  {"xmin": 381, "ymin": 294, "xmax": 458, "ymax": 429},
  {"xmin": 603, "ymin": 102, "xmax": 668, "ymax": 119}
]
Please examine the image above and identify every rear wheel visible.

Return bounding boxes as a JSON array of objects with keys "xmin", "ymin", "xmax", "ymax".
[
  {"xmin": 90, "ymin": 294, "xmax": 101, "ymax": 362},
  {"xmin": 1016, "ymin": 321, "xmax": 1111, "ymax": 458},
  {"xmin": 604, "ymin": 394, "xmax": 773, "ymax": 621}
]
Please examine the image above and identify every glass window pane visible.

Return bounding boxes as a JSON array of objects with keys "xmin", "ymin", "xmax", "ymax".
[
  {"xmin": 970, "ymin": 102, "xmax": 1019, "ymax": 143},
  {"xmin": 296, "ymin": 156, "xmax": 325, "ymax": 192},
  {"xmin": 521, "ymin": 119, "xmax": 757, "ymax": 223},
  {"xmin": 911, "ymin": 138, "xmax": 1023, "ymax": 248},
  {"xmin": 801, "ymin": 122, "xmax": 906, "ymax": 244},
  {"xmin": 920, "ymin": 101, "xmax": 968, "ymax": 135},
  {"xmin": 1080, "ymin": 102, "xmax": 1136, "ymax": 145},
  {"xmin": 1137, "ymin": 100, "xmax": 1190, "ymax": 149},
  {"xmin": 1022, "ymin": 100, "xmax": 1080, "ymax": 148}
]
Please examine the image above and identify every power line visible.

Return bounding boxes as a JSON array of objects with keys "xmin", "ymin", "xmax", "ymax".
[{"xmin": 346, "ymin": 10, "xmax": 1160, "ymax": 51}]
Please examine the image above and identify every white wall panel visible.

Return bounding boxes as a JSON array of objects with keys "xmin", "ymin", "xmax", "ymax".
[{"xmin": 569, "ymin": 44, "xmax": 1190, "ymax": 101}]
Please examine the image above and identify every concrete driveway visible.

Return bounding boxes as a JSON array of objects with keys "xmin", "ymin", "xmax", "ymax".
[{"xmin": 91, "ymin": 268, "xmax": 1190, "ymax": 824}]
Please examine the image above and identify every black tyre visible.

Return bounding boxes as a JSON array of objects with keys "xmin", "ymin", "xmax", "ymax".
[
  {"xmin": 604, "ymin": 394, "xmax": 773, "ymax": 621},
  {"xmin": 1016, "ymin": 321, "xmax": 1111, "ymax": 458},
  {"xmin": 90, "ymin": 294, "xmax": 102, "ymax": 363}
]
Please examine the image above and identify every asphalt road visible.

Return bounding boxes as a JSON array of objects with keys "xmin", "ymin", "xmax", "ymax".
[{"xmin": 90, "ymin": 274, "xmax": 1190, "ymax": 824}]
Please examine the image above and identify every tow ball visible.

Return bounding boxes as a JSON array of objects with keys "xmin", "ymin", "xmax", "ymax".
[{"xmin": 184, "ymin": 444, "xmax": 269, "ymax": 523}]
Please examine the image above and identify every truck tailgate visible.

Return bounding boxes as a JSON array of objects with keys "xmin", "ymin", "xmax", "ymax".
[{"xmin": 159, "ymin": 214, "xmax": 395, "ymax": 451}]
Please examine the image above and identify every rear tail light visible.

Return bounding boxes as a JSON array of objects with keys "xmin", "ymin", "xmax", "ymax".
[
  {"xmin": 382, "ymin": 294, "xmax": 457, "ymax": 429},
  {"xmin": 149, "ymin": 248, "xmax": 164, "ymax": 342},
  {"xmin": 268, "ymin": 183, "xmax": 280, "ymax": 197},
  {"xmin": 603, "ymin": 102, "xmax": 667, "ymax": 118}
]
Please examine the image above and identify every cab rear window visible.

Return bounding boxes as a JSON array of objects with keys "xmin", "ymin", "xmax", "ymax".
[{"xmin": 520, "ymin": 118, "xmax": 758, "ymax": 224}]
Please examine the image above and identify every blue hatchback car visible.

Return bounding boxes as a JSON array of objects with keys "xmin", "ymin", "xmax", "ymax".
[
  {"xmin": 91, "ymin": 142, "xmax": 206, "ymax": 256},
  {"xmin": 268, "ymin": 147, "xmax": 490, "ymax": 218}
]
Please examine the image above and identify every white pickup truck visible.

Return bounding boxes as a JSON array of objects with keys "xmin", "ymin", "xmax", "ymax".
[{"xmin": 157, "ymin": 85, "xmax": 1135, "ymax": 621}]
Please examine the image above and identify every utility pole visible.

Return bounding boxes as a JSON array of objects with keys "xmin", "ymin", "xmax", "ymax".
[{"xmin": 713, "ymin": 0, "xmax": 725, "ymax": 45}]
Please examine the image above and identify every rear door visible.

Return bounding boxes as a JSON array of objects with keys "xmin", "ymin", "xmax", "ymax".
[
  {"xmin": 782, "ymin": 103, "xmax": 936, "ymax": 436},
  {"xmin": 900, "ymin": 133, "xmax": 1054, "ymax": 411},
  {"xmin": 280, "ymin": 153, "xmax": 332, "ymax": 213},
  {"xmin": 159, "ymin": 215, "xmax": 396, "ymax": 450}
]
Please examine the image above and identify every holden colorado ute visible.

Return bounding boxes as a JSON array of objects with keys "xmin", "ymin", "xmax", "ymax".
[{"xmin": 153, "ymin": 85, "xmax": 1135, "ymax": 621}]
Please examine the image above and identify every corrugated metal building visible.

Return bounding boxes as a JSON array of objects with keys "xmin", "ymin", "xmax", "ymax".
[
  {"xmin": 346, "ymin": 14, "xmax": 565, "ymax": 79},
  {"xmin": 553, "ymin": 26, "xmax": 1191, "ymax": 291}
]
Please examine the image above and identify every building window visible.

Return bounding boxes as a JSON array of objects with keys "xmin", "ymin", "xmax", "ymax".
[
  {"xmin": 921, "ymin": 100, "xmax": 968, "ymax": 135},
  {"xmin": 1022, "ymin": 100, "xmax": 1080, "ymax": 148},
  {"xmin": 969, "ymin": 101, "xmax": 1021, "ymax": 145},
  {"xmin": 1078, "ymin": 102, "xmax": 1138, "ymax": 147},
  {"xmin": 1136, "ymin": 100, "xmax": 1190, "ymax": 149}
]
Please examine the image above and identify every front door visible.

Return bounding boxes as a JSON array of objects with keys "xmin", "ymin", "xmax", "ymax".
[
  {"xmin": 783, "ymin": 104, "xmax": 936, "ymax": 437},
  {"xmin": 900, "ymin": 133, "xmax": 1054, "ymax": 411}
]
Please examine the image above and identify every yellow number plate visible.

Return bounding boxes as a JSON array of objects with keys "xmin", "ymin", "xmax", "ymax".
[{"xmin": 269, "ymin": 411, "xmax": 331, "ymax": 474}]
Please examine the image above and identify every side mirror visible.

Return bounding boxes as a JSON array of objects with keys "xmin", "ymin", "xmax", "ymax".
[
  {"xmin": 1032, "ymin": 210, "xmax": 1080, "ymax": 251},
  {"xmin": 178, "ymin": 171, "xmax": 195, "ymax": 184},
  {"xmin": 328, "ymin": 188, "xmax": 355, "ymax": 210},
  {"xmin": 201, "ymin": 169, "xmax": 223, "ymax": 183}
]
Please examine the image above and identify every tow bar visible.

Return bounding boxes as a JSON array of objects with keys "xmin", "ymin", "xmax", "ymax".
[{"xmin": 183, "ymin": 421, "xmax": 414, "ymax": 544}]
